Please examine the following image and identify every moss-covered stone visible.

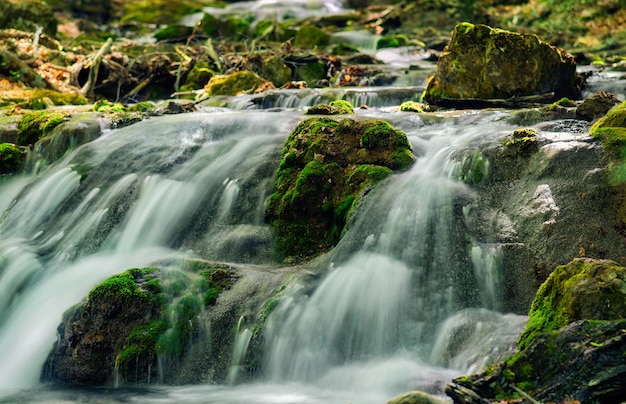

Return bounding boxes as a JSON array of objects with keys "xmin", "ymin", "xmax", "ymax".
[
  {"xmin": 518, "ymin": 258, "xmax": 626, "ymax": 351},
  {"xmin": 293, "ymin": 24, "xmax": 330, "ymax": 50},
  {"xmin": 423, "ymin": 23, "xmax": 578, "ymax": 104},
  {"xmin": 121, "ymin": 0, "xmax": 205, "ymax": 25},
  {"xmin": 502, "ymin": 128, "xmax": 540, "ymax": 156},
  {"xmin": 266, "ymin": 117, "xmax": 415, "ymax": 261},
  {"xmin": 376, "ymin": 34, "xmax": 409, "ymax": 49},
  {"xmin": 577, "ymin": 91, "xmax": 621, "ymax": 122},
  {"xmin": 16, "ymin": 111, "xmax": 67, "ymax": 146},
  {"xmin": 399, "ymin": 101, "xmax": 428, "ymax": 112},
  {"xmin": 306, "ymin": 99, "xmax": 354, "ymax": 115},
  {"xmin": 294, "ymin": 60, "xmax": 327, "ymax": 88},
  {"xmin": 204, "ymin": 70, "xmax": 270, "ymax": 96},
  {"xmin": 589, "ymin": 100, "xmax": 626, "ymax": 158},
  {"xmin": 0, "ymin": 143, "xmax": 22, "ymax": 174},
  {"xmin": 180, "ymin": 61, "xmax": 215, "ymax": 92}
]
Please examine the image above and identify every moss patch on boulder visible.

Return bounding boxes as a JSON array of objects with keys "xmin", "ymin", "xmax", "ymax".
[
  {"xmin": 423, "ymin": 23, "xmax": 578, "ymax": 104},
  {"xmin": 204, "ymin": 70, "xmax": 271, "ymax": 96},
  {"xmin": 266, "ymin": 117, "xmax": 415, "ymax": 261},
  {"xmin": 293, "ymin": 24, "xmax": 330, "ymax": 50},
  {"xmin": 306, "ymin": 99, "xmax": 354, "ymax": 115},
  {"xmin": 518, "ymin": 258, "xmax": 626, "ymax": 351},
  {"xmin": 16, "ymin": 111, "xmax": 67, "ymax": 146},
  {"xmin": 0, "ymin": 143, "xmax": 22, "ymax": 173}
]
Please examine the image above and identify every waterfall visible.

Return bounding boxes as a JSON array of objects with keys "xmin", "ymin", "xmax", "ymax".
[
  {"xmin": 262, "ymin": 111, "xmax": 527, "ymax": 397},
  {"xmin": 0, "ymin": 108, "xmax": 527, "ymax": 402}
]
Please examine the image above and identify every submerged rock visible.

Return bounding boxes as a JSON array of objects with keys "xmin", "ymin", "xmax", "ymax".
[
  {"xmin": 423, "ymin": 23, "xmax": 578, "ymax": 105},
  {"xmin": 266, "ymin": 117, "xmax": 415, "ymax": 261}
]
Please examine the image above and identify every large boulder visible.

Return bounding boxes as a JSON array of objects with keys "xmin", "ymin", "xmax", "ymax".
[
  {"xmin": 42, "ymin": 262, "xmax": 237, "ymax": 386},
  {"xmin": 266, "ymin": 117, "xmax": 415, "ymax": 261},
  {"xmin": 423, "ymin": 23, "xmax": 579, "ymax": 105},
  {"xmin": 446, "ymin": 258, "xmax": 626, "ymax": 403}
]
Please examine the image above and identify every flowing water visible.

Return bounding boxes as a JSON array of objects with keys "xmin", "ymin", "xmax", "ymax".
[{"xmin": 0, "ymin": 105, "xmax": 531, "ymax": 403}]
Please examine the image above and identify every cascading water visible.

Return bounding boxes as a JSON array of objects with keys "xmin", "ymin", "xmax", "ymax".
[{"xmin": 0, "ymin": 105, "xmax": 529, "ymax": 403}]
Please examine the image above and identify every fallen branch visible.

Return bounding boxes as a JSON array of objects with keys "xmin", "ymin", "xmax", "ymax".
[
  {"xmin": 80, "ymin": 37, "xmax": 113, "ymax": 99},
  {"xmin": 434, "ymin": 92, "xmax": 556, "ymax": 109}
]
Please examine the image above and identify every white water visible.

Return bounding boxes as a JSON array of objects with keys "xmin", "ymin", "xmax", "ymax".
[{"xmin": 0, "ymin": 104, "xmax": 534, "ymax": 404}]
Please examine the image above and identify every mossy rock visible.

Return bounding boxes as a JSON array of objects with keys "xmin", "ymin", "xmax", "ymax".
[
  {"xmin": 201, "ymin": 13, "xmax": 251, "ymax": 40},
  {"xmin": 518, "ymin": 258, "xmax": 626, "ymax": 351},
  {"xmin": 204, "ymin": 70, "xmax": 270, "ymax": 96},
  {"xmin": 589, "ymin": 100, "xmax": 626, "ymax": 158},
  {"xmin": 121, "ymin": 0, "xmax": 205, "ymax": 25},
  {"xmin": 16, "ymin": 111, "xmax": 67, "ymax": 146},
  {"xmin": 501, "ymin": 128, "xmax": 540, "ymax": 156},
  {"xmin": 399, "ymin": 101, "xmax": 428, "ymax": 113},
  {"xmin": 0, "ymin": 0, "xmax": 58, "ymax": 36},
  {"xmin": 0, "ymin": 143, "xmax": 22, "ymax": 174},
  {"xmin": 306, "ymin": 99, "xmax": 354, "ymax": 115},
  {"xmin": 154, "ymin": 25, "xmax": 195, "ymax": 42},
  {"xmin": 578, "ymin": 91, "xmax": 622, "ymax": 122},
  {"xmin": 180, "ymin": 61, "xmax": 215, "ymax": 92},
  {"xmin": 266, "ymin": 117, "xmax": 415, "ymax": 261},
  {"xmin": 294, "ymin": 60, "xmax": 326, "ymax": 88},
  {"xmin": 293, "ymin": 24, "xmax": 330, "ymax": 50},
  {"xmin": 42, "ymin": 261, "xmax": 237, "ymax": 386},
  {"xmin": 423, "ymin": 23, "xmax": 578, "ymax": 104},
  {"xmin": 376, "ymin": 34, "xmax": 409, "ymax": 49},
  {"xmin": 260, "ymin": 55, "xmax": 292, "ymax": 88},
  {"xmin": 449, "ymin": 319, "xmax": 626, "ymax": 403}
]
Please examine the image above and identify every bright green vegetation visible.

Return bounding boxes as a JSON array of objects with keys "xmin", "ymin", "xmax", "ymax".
[
  {"xmin": 266, "ymin": 117, "xmax": 415, "ymax": 261},
  {"xmin": 120, "ymin": 0, "xmax": 208, "ymax": 25},
  {"xmin": 590, "ymin": 101, "xmax": 626, "ymax": 157},
  {"xmin": 181, "ymin": 61, "xmax": 215, "ymax": 92},
  {"xmin": 376, "ymin": 34, "xmax": 409, "ymax": 49},
  {"xmin": 399, "ymin": 101, "xmax": 426, "ymax": 113},
  {"xmin": 204, "ymin": 70, "xmax": 267, "ymax": 96},
  {"xmin": 0, "ymin": 143, "xmax": 22, "ymax": 174},
  {"xmin": 459, "ymin": 150, "xmax": 489, "ymax": 184},
  {"xmin": 306, "ymin": 99, "xmax": 355, "ymax": 115},
  {"xmin": 293, "ymin": 24, "xmax": 330, "ymax": 50},
  {"xmin": 16, "ymin": 111, "xmax": 67, "ymax": 146},
  {"xmin": 502, "ymin": 128, "xmax": 539, "ymax": 156},
  {"xmin": 517, "ymin": 258, "xmax": 626, "ymax": 351}
]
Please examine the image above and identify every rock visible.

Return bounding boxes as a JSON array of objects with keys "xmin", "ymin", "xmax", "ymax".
[
  {"xmin": 0, "ymin": 143, "xmax": 23, "ymax": 173},
  {"xmin": 0, "ymin": 0, "xmax": 58, "ymax": 36},
  {"xmin": 42, "ymin": 262, "xmax": 238, "ymax": 386},
  {"xmin": 306, "ymin": 99, "xmax": 355, "ymax": 115},
  {"xmin": 447, "ymin": 319, "xmax": 626, "ymax": 403},
  {"xmin": 423, "ymin": 23, "xmax": 579, "ymax": 105},
  {"xmin": 400, "ymin": 101, "xmax": 429, "ymax": 113},
  {"xmin": 42, "ymin": 268, "xmax": 165, "ymax": 385},
  {"xmin": 577, "ymin": 91, "xmax": 621, "ymax": 122},
  {"xmin": 16, "ymin": 111, "xmax": 68, "ymax": 146},
  {"xmin": 293, "ymin": 24, "xmax": 330, "ymax": 50},
  {"xmin": 590, "ymin": 100, "xmax": 626, "ymax": 148},
  {"xmin": 518, "ymin": 257, "xmax": 626, "ymax": 350},
  {"xmin": 446, "ymin": 258, "xmax": 626, "ymax": 403},
  {"xmin": 32, "ymin": 114, "xmax": 103, "ymax": 163},
  {"xmin": 204, "ymin": 70, "xmax": 272, "ymax": 96},
  {"xmin": 386, "ymin": 390, "xmax": 449, "ymax": 404},
  {"xmin": 246, "ymin": 53, "xmax": 293, "ymax": 88},
  {"xmin": 265, "ymin": 117, "xmax": 415, "ymax": 261}
]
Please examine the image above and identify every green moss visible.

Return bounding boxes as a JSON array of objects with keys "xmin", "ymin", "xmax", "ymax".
[
  {"xmin": 399, "ymin": 101, "xmax": 426, "ymax": 113},
  {"xmin": 91, "ymin": 100, "xmax": 126, "ymax": 113},
  {"xmin": 518, "ymin": 258, "xmax": 626, "ymax": 351},
  {"xmin": 16, "ymin": 111, "xmax": 67, "ymax": 146},
  {"xmin": 294, "ymin": 24, "xmax": 330, "ymax": 50},
  {"xmin": 376, "ymin": 34, "xmax": 409, "ymax": 49},
  {"xmin": 295, "ymin": 61, "xmax": 326, "ymax": 87},
  {"xmin": 205, "ymin": 70, "xmax": 266, "ymax": 96},
  {"xmin": 306, "ymin": 99, "xmax": 354, "ymax": 115},
  {"xmin": 0, "ymin": 143, "xmax": 22, "ymax": 174},
  {"xmin": 267, "ymin": 117, "xmax": 414, "ymax": 261},
  {"xmin": 502, "ymin": 128, "xmax": 539, "ymax": 156},
  {"xmin": 553, "ymin": 97, "xmax": 576, "ymax": 107},
  {"xmin": 459, "ymin": 150, "xmax": 489, "ymax": 184},
  {"xmin": 121, "ymin": 0, "xmax": 205, "ymax": 25},
  {"xmin": 116, "ymin": 320, "xmax": 167, "ymax": 367}
]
